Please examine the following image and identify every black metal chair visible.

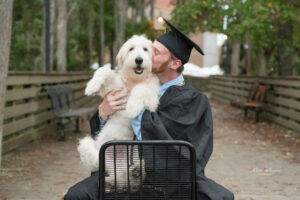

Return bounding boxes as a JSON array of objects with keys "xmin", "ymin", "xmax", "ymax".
[
  {"xmin": 44, "ymin": 84, "xmax": 97, "ymax": 140},
  {"xmin": 99, "ymin": 140, "xmax": 197, "ymax": 200}
]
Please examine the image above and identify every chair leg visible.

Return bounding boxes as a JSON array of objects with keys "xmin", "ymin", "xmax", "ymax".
[
  {"xmin": 73, "ymin": 118, "xmax": 81, "ymax": 133},
  {"xmin": 59, "ymin": 128, "xmax": 66, "ymax": 141},
  {"xmin": 58, "ymin": 120, "xmax": 66, "ymax": 141},
  {"xmin": 244, "ymin": 107, "xmax": 248, "ymax": 118},
  {"xmin": 255, "ymin": 109, "xmax": 261, "ymax": 123}
]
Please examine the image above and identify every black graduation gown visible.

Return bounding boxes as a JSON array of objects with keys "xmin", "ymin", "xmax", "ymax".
[
  {"xmin": 140, "ymin": 81, "xmax": 234, "ymax": 200},
  {"xmin": 89, "ymin": 81, "xmax": 234, "ymax": 200}
]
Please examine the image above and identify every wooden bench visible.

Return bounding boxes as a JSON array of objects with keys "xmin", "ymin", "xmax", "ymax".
[
  {"xmin": 231, "ymin": 83, "xmax": 268, "ymax": 123},
  {"xmin": 44, "ymin": 84, "xmax": 97, "ymax": 140}
]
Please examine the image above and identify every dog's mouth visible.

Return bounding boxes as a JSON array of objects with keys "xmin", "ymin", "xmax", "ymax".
[{"xmin": 134, "ymin": 66, "xmax": 144, "ymax": 75}]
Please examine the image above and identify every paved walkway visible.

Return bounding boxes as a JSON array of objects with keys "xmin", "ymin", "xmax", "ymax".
[{"xmin": 0, "ymin": 99, "xmax": 299, "ymax": 200}]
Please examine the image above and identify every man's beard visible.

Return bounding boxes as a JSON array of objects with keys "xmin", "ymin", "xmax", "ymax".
[{"xmin": 152, "ymin": 59, "xmax": 170, "ymax": 74}]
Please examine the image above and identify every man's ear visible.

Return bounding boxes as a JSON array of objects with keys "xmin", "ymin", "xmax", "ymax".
[{"xmin": 170, "ymin": 59, "xmax": 182, "ymax": 70}]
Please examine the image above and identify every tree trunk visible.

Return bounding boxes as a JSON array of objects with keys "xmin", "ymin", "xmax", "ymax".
[
  {"xmin": 278, "ymin": 21, "xmax": 294, "ymax": 76},
  {"xmin": 112, "ymin": 0, "xmax": 119, "ymax": 69},
  {"xmin": 56, "ymin": 0, "xmax": 67, "ymax": 72},
  {"xmin": 150, "ymin": 0, "xmax": 155, "ymax": 21},
  {"xmin": 99, "ymin": 0, "xmax": 105, "ymax": 66},
  {"xmin": 38, "ymin": 11, "xmax": 46, "ymax": 72},
  {"xmin": 230, "ymin": 42, "xmax": 240, "ymax": 75},
  {"xmin": 137, "ymin": 0, "xmax": 145, "ymax": 22},
  {"xmin": 119, "ymin": 0, "xmax": 127, "ymax": 44},
  {"xmin": 131, "ymin": 5, "xmax": 136, "ymax": 22},
  {"xmin": 88, "ymin": 9, "xmax": 95, "ymax": 66},
  {"xmin": 133, "ymin": 0, "xmax": 139, "ymax": 22},
  {"xmin": 257, "ymin": 49, "xmax": 267, "ymax": 76},
  {"xmin": 0, "ymin": 0, "xmax": 14, "ymax": 168},
  {"xmin": 246, "ymin": 37, "xmax": 252, "ymax": 75},
  {"xmin": 133, "ymin": 0, "xmax": 144, "ymax": 22},
  {"xmin": 110, "ymin": 44, "xmax": 114, "ymax": 69},
  {"xmin": 113, "ymin": 0, "xmax": 128, "ymax": 69},
  {"xmin": 50, "ymin": 0, "xmax": 56, "ymax": 71}
]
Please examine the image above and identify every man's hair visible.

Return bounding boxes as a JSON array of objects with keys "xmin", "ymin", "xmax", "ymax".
[{"xmin": 170, "ymin": 53, "xmax": 184, "ymax": 74}]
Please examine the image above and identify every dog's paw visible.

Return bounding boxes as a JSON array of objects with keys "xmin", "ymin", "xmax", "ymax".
[
  {"xmin": 126, "ymin": 100, "xmax": 144, "ymax": 118},
  {"xmin": 128, "ymin": 160, "xmax": 145, "ymax": 192},
  {"xmin": 77, "ymin": 136, "xmax": 99, "ymax": 172},
  {"xmin": 78, "ymin": 136, "xmax": 96, "ymax": 148},
  {"xmin": 126, "ymin": 107, "xmax": 144, "ymax": 118},
  {"xmin": 105, "ymin": 176, "xmax": 116, "ymax": 192},
  {"xmin": 144, "ymin": 94, "xmax": 159, "ymax": 112},
  {"xmin": 85, "ymin": 78, "xmax": 103, "ymax": 96},
  {"xmin": 146, "ymin": 102, "xmax": 158, "ymax": 112},
  {"xmin": 85, "ymin": 65, "xmax": 115, "ymax": 96}
]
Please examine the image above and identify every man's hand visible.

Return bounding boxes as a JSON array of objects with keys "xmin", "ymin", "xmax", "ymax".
[
  {"xmin": 98, "ymin": 88, "xmax": 127, "ymax": 120},
  {"xmin": 121, "ymin": 75, "xmax": 152, "ymax": 91}
]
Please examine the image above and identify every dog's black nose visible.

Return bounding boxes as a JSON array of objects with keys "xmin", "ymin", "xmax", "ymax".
[{"xmin": 135, "ymin": 57, "xmax": 143, "ymax": 65}]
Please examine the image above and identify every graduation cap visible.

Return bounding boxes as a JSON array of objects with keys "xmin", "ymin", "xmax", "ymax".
[{"xmin": 157, "ymin": 18, "xmax": 204, "ymax": 64}]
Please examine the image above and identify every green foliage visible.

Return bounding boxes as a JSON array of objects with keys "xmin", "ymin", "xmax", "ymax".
[
  {"xmin": 9, "ymin": 0, "xmax": 153, "ymax": 72},
  {"xmin": 172, "ymin": 0, "xmax": 300, "ymax": 75},
  {"xmin": 295, "ymin": 57, "xmax": 300, "ymax": 75},
  {"xmin": 67, "ymin": 0, "xmax": 97, "ymax": 71},
  {"xmin": 126, "ymin": 19, "xmax": 155, "ymax": 41},
  {"xmin": 9, "ymin": 0, "xmax": 44, "ymax": 71},
  {"xmin": 171, "ymin": 0, "xmax": 224, "ymax": 34}
]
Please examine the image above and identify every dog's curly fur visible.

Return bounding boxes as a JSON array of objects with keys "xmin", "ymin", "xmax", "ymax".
[{"xmin": 77, "ymin": 35, "xmax": 160, "ymax": 192}]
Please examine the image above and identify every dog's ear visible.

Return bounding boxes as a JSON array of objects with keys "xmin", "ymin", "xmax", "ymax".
[{"xmin": 116, "ymin": 46, "xmax": 124, "ymax": 67}]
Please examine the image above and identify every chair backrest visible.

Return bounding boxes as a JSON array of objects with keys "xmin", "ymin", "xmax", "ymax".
[
  {"xmin": 99, "ymin": 140, "xmax": 197, "ymax": 200},
  {"xmin": 255, "ymin": 85, "xmax": 267, "ymax": 103},
  {"xmin": 44, "ymin": 84, "xmax": 76, "ymax": 116},
  {"xmin": 247, "ymin": 83, "xmax": 258, "ymax": 102},
  {"xmin": 247, "ymin": 83, "xmax": 267, "ymax": 104}
]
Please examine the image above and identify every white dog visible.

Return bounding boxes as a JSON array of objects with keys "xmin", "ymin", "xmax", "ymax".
[{"xmin": 78, "ymin": 35, "xmax": 160, "ymax": 192}]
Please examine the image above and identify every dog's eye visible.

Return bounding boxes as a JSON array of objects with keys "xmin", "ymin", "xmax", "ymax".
[
  {"xmin": 143, "ymin": 48, "xmax": 148, "ymax": 51},
  {"xmin": 129, "ymin": 48, "xmax": 134, "ymax": 51}
]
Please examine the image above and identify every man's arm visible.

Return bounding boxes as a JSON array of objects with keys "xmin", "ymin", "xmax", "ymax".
[
  {"xmin": 89, "ymin": 87, "xmax": 128, "ymax": 138},
  {"xmin": 141, "ymin": 93, "xmax": 213, "ymax": 171},
  {"xmin": 89, "ymin": 110, "xmax": 101, "ymax": 138},
  {"xmin": 98, "ymin": 87, "xmax": 127, "ymax": 120}
]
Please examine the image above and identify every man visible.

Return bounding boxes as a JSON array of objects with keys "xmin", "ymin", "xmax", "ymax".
[{"xmin": 64, "ymin": 18, "xmax": 234, "ymax": 200}]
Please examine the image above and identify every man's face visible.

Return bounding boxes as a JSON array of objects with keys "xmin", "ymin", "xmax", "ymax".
[{"xmin": 151, "ymin": 40, "xmax": 172, "ymax": 74}]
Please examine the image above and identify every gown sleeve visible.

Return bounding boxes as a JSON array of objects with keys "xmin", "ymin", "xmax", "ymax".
[
  {"xmin": 89, "ymin": 110, "xmax": 101, "ymax": 139},
  {"xmin": 141, "ymin": 90, "xmax": 213, "ymax": 171}
]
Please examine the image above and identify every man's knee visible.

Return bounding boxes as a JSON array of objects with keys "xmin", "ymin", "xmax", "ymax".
[
  {"xmin": 64, "ymin": 185, "xmax": 90, "ymax": 200},
  {"xmin": 197, "ymin": 192, "xmax": 211, "ymax": 200},
  {"xmin": 64, "ymin": 172, "xmax": 99, "ymax": 200}
]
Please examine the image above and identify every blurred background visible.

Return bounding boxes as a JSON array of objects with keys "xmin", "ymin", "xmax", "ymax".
[{"xmin": 7, "ymin": 0, "xmax": 300, "ymax": 76}]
